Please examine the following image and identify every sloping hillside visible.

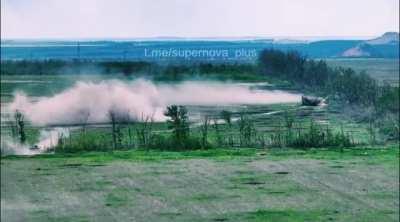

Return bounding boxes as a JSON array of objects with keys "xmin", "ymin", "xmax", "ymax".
[{"xmin": 342, "ymin": 32, "xmax": 399, "ymax": 58}]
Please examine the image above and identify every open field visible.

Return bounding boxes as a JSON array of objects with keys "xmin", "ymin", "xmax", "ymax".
[
  {"xmin": 325, "ymin": 58, "xmax": 399, "ymax": 85},
  {"xmin": 0, "ymin": 74, "xmax": 134, "ymax": 104},
  {"xmin": 2, "ymin": 58, "xmax": 398, "ymax": 102},
  {"xmin": 1, "ymin": 57, "xmax": 399, "ymax": 222},
  {"xmin": 1, "ymin": 59, "xmax": 396, "ymax": 150},
  {"xmin": 1, "ymin": 1, "xmax": 399, "ymax": 222},
  {"xmin": 0, "ymin": 70, "xmax": 386, "ymax": 153},
  {"xmin": 1, "ymin": 147, "xmax": 399, "ymax": 222}
]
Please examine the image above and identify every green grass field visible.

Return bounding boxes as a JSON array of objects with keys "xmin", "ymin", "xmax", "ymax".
[
  {"xmin": 0, "ymin": 70, "xmax": 378, "ymax": 149},
  {"xmin": 326, "ymin": 58, "xmax": 399, "ymax": 85},
  {"xmin": 1, "ymin": 147, "xmax": 399, "ymax": 222},
  {"xmin": 1, "ymin": 58, "xmax": 399, "ymax": 221}
]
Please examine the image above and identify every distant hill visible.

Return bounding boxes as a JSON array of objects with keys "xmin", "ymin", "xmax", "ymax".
[
  {"xmin": 365, "ymin": 32, "xmax": 399, "ymax": 45},
  {"xmin": 341, "ymin": 32, "xmax": 399, "ymax": 58},
  {"xmin": 1, "ymin": 33, "xmax": 399, "ymax": 60},
  {"xmin": 342, "ymin": 43, "xmax": 380, "ymax": 57}
]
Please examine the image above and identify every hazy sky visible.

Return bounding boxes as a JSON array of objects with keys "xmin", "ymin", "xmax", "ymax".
[{"xmin": 1, "ymin": 0, "xmax": 399, "ymax": 39}]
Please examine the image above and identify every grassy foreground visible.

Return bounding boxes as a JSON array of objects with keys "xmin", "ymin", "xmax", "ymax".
[{"xmin": 1, "ymin": 146, "xmax": 399, "ymax": 222}]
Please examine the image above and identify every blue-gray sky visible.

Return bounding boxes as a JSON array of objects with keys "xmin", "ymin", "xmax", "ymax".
[{"xmin": 1, "ymin": 0, "xmax": 399, "ymax": 39}]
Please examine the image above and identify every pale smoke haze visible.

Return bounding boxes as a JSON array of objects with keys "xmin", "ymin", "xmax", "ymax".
[
  {"xmin": 1, "ymin": 128, "xmax": 69, "ymax": 155},
  {"xmin": 8, "ymin": 79, "xmax": 301, "ymax": 125}
]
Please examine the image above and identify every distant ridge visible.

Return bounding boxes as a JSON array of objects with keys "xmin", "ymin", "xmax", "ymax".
[
  {"xmin": 1, "ymin": 32, "xmax": 398, "ymax": 60},
  {"xmin": 365, "ymin": 32, "xmax": 399, "ymax": 45},
  {"xmin": 342, "ymin": 43, "xmax": 380, "ymax": 57},
  {"xmin": 341, "ymin": 32, "xmax": 399, "ymax": 58}
]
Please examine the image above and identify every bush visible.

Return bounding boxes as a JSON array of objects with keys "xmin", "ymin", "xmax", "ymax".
[
  {"xmin": 285, "ymin": 121, "xmax": 353, "ymax": 149},
  {"xmin": 146, "ymin": 134, "xmax": 207, "ymax": 151},
  {"xmin": 55, "ymin": 130, "xmax": 110, "ymax": 153},
  {"xmin": 164, "ymin": 105, "xmax": 190, "ymax": 147}
]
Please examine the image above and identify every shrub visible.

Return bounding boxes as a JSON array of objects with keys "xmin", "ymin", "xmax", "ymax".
[
  {"xmin": 14, "ymin": 110, "xmax": 26, "ymax": 144},
  {"xmin": 55, "ymin": 130, "xmax": 109, "ymax": 153},
  {"xmin": 285, "ymin": 121, "xmax": 353, "ymax": 149},
  {"xmin": 238, "ymin": 113, "xmax": 256, "ymax": 147},
  {"xmin": 164, "ymin": 105, "xmax": 190, "ymax": 146}
]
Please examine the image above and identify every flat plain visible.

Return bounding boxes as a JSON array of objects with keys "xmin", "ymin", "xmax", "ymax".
[
  {"xmin": 1, "ymin": 58, "xmax": 399, "ymax": 222},
  {"xmin": 1, "ymin": 148, "xmax": 399, "ymax": 222}
]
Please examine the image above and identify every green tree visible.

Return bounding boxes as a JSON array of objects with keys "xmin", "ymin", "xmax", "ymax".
[
  {"xmin": 164, "ymin": 105, "xmax": 190, "ymax": 145},
  {"xmin": 14, "ymin": 110, "xmax": 26, "ymax": 144}
]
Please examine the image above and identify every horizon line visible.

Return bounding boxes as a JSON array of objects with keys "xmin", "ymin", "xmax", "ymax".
[{"xmin": 1, "ymin": 34, "xmax": 385, "ymax": 41}]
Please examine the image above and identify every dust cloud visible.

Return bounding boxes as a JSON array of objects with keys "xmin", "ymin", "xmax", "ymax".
[{"xmin": 7, "ymin": 79, "xmax": 301, "ymax": 125}]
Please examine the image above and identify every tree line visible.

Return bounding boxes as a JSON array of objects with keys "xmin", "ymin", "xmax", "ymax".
[
  {"xmin": 258, "ymin": 49, "xmax": 399, "ymax": 140},
  {"xmin": 2, "ymin": 49, "xmax": 398, "ymax": 140},
  {"xmin": 52, "ymin": 106, "xmax": 356, "ymax": 153},
  {"xmin": 0, "ymin": 60, "xmax": 259, "ymax": 81}
]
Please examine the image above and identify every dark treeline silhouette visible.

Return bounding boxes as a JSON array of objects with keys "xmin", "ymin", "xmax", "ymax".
[
  {"xmin": 259, "ymin": 49, "xmax": 399, "ymax": 112},
  {"xmin": 2, "ymin": 51, "xmax": 398, "ymax": 131},
  {"xmin": 1, "ymin": 60, "xmax": 258, "ymax": 81},
  {"xmin": 0, "ymin": 60, "xmax": 153, "ymax": 76},
  {"xmin": 1, "ymin": 60, "xmax": 73, "ymax": 75},
  {"xmin": 2, "ymin": 54, "xmax": 398, "ymax": 113},
  {"xmin": 259, "ymin": 49, "xmax": 399, "ymax": 140}
]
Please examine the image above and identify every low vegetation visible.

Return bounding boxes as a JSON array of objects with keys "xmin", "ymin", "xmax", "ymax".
[
  {"xmin": 258, "ymin": 49, "xmax": 399, "ymax": 141},
  {"xmin": 2, "ymin": 49, "xmax": 399, "ymax": 153},
  {"xmin": 49, "ymin": 105, "xmax": 359, "ymax": 153},
  {"xmin": 1, "ymin": 50, "xmax": 399, "ymax": 222}
]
